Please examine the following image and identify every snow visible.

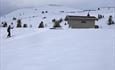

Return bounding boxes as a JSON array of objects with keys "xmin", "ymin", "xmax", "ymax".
[
  {"xmin": 0, "ymin": 5, "xmax": 115, "ymax": 29},
  {"xmin": 0, "ymin": 28, "xmax": 115, "ymax": 70},
  {"xmin": 0, "ymin": 5, "xmax": 115, "ymax": 70}
]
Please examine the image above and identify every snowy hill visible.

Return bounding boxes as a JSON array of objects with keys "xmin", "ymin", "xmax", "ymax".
[
  {"xmin": 0, "ymin": 5, "xmax": 79, "ymax": 28},
  {"xmin": 0, "ymin": 5, "xmax": 115, "ymax": 70},
  {"xmin": 0, "ymin": 5, "xmax": 115, "ymax": 29},
  {"xmin": 1, "ymin": 28, "xmax": 115, "ymax": 70}
]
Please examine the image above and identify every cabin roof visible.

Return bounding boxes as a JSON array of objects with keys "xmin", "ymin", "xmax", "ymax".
[{"xmin": 65, "ymin": 15, "xmax": 98, "ymax": 20}]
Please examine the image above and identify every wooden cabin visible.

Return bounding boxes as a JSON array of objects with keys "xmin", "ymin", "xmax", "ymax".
[{"xmin": 65, "ymin": 15, "xmax": 98, "ymax": 28}]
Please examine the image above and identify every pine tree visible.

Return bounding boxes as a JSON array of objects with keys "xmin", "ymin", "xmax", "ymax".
[
  {"xmin": 17, "ymin": 19, "xmax": 22, "ymax": 27},
  {"xmin": 38, "ymin": 21, "xmax": 44, "ymax": 28},
  {"xmin": 87, "ymin": 13, "xmax": 90, "ymax": 17},
  {"xmin": 108, "ymin": 15, "xmax": 113, "ymax": 25}
]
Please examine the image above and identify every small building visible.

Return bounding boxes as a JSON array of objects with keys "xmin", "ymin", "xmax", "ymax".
[{"xmin": 65, "ymin": 15, "xmax": 98, "ymax": 28}]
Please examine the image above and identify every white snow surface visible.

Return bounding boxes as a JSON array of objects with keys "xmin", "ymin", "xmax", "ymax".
[
  {"xmin": 0, "ymin": 28, "xmax": 115, "ymax": 70},
  {"xmin": 0, "ymin": 5, "xmax": 115, "ymax": 70}
]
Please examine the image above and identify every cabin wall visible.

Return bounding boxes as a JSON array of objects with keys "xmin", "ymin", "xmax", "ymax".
[{"xmin": 68, "ymin": 20, "xmax": 95, "ymax": 28}]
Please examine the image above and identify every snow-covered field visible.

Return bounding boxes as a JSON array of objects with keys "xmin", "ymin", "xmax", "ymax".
[
  {"xmin": 0, "ymin": 28, "xmax": 115, "ymax": 70},
  {"xmin": 0, "ymin": 5, "xmax": 115, "ymax": 70}
]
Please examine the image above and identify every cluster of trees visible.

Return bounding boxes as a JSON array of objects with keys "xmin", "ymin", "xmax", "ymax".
[
  {"xmin": 38, "ymin": 18, "xmax": 64, "ymax": 29},
  {"xmin": 17, "ymin": 19, "xmax": 28, "ymax": 28}
]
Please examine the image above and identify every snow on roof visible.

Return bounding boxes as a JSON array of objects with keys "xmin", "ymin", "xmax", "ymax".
[{"xmin": 65, "ymin": 15, "xmax": 98, "ymax": 20}]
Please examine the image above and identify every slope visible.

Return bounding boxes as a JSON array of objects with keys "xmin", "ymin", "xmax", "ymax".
[{"xmin": 0, "ymin": 28, "xmax": 115, "ymax": 70}]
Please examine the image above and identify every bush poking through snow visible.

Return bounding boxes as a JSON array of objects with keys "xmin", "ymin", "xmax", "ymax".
[
  {"xmin": 53, "ymin": 20, "xmax": 61, "ymax": 28},
  {"xmin": 95, "ymin": 25, "xmax": 99, "ymax": 29},
  {"xmin": 59, "ymin": 18, "xmax": 63, "ymax": 23},
  {"xmin": 52, "ymin": 19, "xmax": 56, "ymax": 22},
  {"xmin": 17, "ymin": 19, "xmax": 22, "ymax": 28},
  {"xmin": 42, "ymin": 11, "xmax": 45, "ymax": 14},
  {"xmin": 23, "ymin": 24, "xmax": 28, "ymax": 28},
  {"xmin": 45, "ymin": 11, "xmax": 48, "ymax": 13},
  {"xmin": 98, "ymin": 14, "xmax": 104, "ymax": 19},
  {"xmin": 13, "ymin": 17, "xmax": 17, "ymax": 20},
  {"xmin": 65, "ymin": 23, "xmax": 67, "ymax": 25},
  {"xmin": 2, "ymin": 22, "xmax": 8, "ymax": 27},
  {"xmin": 43, "ymin": 17, "xmax": 47, "ymax": 19},
  {"xmin": 98, "ymin": 8, "xmax": 100, "ymax": 10},
  {"xmin": 87, "ymin": 13, "xmax": 90, "ymax": 17}
]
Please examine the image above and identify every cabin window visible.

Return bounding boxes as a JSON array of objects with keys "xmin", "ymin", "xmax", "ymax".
[{"xmin": 81, "ymin": 20, "xmax": 86, "ymax": 23}]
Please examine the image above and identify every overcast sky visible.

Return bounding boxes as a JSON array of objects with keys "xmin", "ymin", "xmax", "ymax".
[{"xmin": 0, "ymin": 0, "xmax": 115, "ymax": 16}]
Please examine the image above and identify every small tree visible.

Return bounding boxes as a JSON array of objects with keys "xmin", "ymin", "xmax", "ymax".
[
  {"xmin": 98, "ymin": 8, "xmax": 100, "ymax": 10},
  {"xmin": 29, "ymin": 25, "xmax": 32, "ymax": 28},
  {"xmin": 87, "ymin": 13, "xmax": 90, "ymax": 17},
  {"xmin": 53, "ymin": 20, "xmax": 61, "ymax": 28},
  {"xmin": 108, "ymin": 15, "xmax": 114, "ymax": 25},
  {"xmin": 59, "ymin": 18, "xmax": 63, "ymax": 23},
  {"xmin": 45, "ymin": 11, "xmax": 48, "ymax": 13},
  {"xmin": 64, "ymin": 23, "xmax": 67, "ymax": 25},
  {"xmin": 38, "ymin": 21, "xmax": 44, "ymax": 28},
  {"xmin": 17, "ymin": 19, "xmax": 22, "ymax": 28},
  {"xmin": 52, "ymin": 19, "xmax": 56, "ymax": 22},
  {"xmin": 42, "ymin": 11, "xmax": 45, "ymax": 14},
  {"xmin": 95, "ymin": 25, "xmax": 99, "ymax": 29},
  {"xmin": 3, "ymin": 22, "xmax": 7, "ymax": 27},
  {"xmin": 23, "ymin": 24, "xmax": 28, "ymax": 28},
  {"xmin": 43, "ymin": 17, "xmax": 46, "ymax": 19},
  {"xmin": 13, "ymin": 17, "xmax": 17, "ymax": 20},
  {"xmin": 98, "ymin": 14, "xmax": 103, "ymax": 19}
]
